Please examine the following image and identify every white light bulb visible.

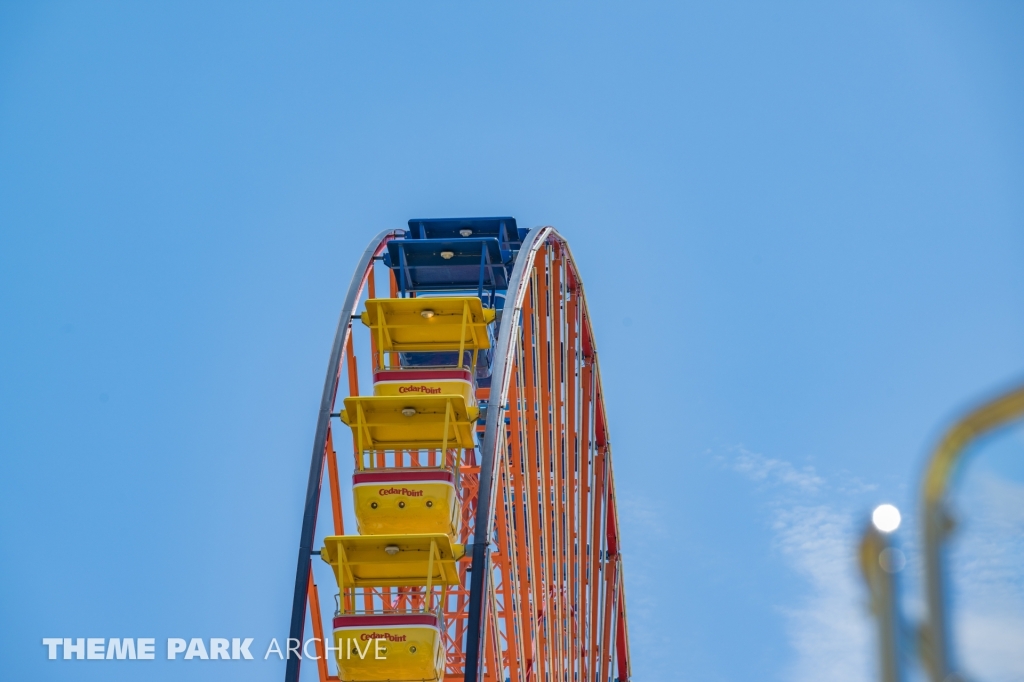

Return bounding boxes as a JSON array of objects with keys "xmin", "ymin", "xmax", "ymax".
[{"xmin": 872, "ymin": 504, "xmax": 901, "ymax": 533}]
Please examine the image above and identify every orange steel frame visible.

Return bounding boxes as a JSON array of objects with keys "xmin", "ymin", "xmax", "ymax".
[
  {"xmin": 466, "ymin": 231, "xmax": 630, "ymax": 682},
  {"xmin": 289, "ymin": 228, "xmax": 630, "ymax": 682}
]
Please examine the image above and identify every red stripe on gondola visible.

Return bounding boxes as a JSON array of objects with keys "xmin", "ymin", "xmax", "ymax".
[
  {"xmin": 333, "ymin": 613, "xmax": 441, "ymax": 629},
  {"xmin": 352, "ymin": 470, "xmax": 456, "ymax": 485},
  {"xmin": 373, "ymin": 369, "xmax": 472, "ymax": 382}
]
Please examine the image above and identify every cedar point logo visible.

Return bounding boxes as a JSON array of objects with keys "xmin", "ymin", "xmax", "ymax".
[
  {"xmin": 379, "ymin": 486, "xmax": 424, "ymax": 497},
  {"xmin": 397, "ymin": 384, "xmax": 442, "ymax": 394}
]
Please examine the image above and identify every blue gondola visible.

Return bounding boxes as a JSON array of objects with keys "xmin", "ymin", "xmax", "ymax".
[
  {"xmin": 384, "ymin": 238, "xmax": 512, "ymax": 297},
  {"xmin": 406, "ymin": 217, "xmax": 523, "ymax": 253}
]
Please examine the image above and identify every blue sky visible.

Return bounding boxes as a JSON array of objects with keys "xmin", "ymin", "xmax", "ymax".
[{"xmin": 1, "ymin": 2, "xmax": 1023, "ymax": 681}]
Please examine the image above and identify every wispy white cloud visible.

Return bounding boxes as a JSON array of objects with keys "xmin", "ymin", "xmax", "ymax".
[
  {"xmin": 718, "ymin": 446, "xmax": 871, "ymax": 682},
  {"xmin": 722, "ymin": 446, "xmax": 825, "ymax": 493},
  {"xmin": 949, "ymin": 471, "xmax": 1024, "ymax": 682},
  {"xmin": 772, "ymin": 504, "xmax": 870, "ymax": 682}
]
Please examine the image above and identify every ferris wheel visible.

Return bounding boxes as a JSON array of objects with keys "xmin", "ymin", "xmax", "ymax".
[{"xmin": 284, "ymin": 218, "xmax": 631, "ymax": 682}]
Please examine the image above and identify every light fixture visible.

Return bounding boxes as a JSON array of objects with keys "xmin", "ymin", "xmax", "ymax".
[
  {"xmin": 421, "ymin": 309, "xmax": 435, "ymax": 319},
  {"xmin": 459, "ymin": 229, "xmax": 473, "ymax": 237},
  {"xmin": 401, "ymin": 407, "xmax": 416, "ymax": 417},
  {"xmin": 440, "ymin": 250, "xmax": 454, "ymax": 260},
  {"xmin": 384, "ymin": 545, "xmax": 400, "ymax": 556},
  {"xmin": 872, "ymin": 504, "xmax": 901, "ymax": 533}
]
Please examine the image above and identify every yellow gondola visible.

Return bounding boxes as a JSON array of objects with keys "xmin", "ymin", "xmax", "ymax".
[
  {"xmin": 320, "ymin": 533, "xmax": 464, "ymax": 588},
  {"xmin": 362, "ymin": 296, "xmax": 494, "ymax": 409},
  {"xmin": 319, "ymin": 534, "xmax": 464, "ymax": 682},
  {"xmin": 330, "ymin": 611, "xmax": 445, "ymax": 682},
  {"xmin": 352, "ymin": 468, "xmax": 460, "ymax": 537},
  {"xmin": 360, "ymin": 296, "xmax": 494, "ymax": 355}
]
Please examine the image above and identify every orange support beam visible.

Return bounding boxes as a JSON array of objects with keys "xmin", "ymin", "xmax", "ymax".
[
  {"xmin": 599, "ymin": 552, "xmax": 618, "ymax": 682},
  {"xmin": 325, "ymin": 428, "xmax": 344, "ymax": 536},
  {"xmin": 578, "ymin": 350, "xmax": 595, "ymax": 680},
  {"xmin": 616, "ymin": 565, "xmax": 631, "ymax": 682},
  {"xmin": 535, "ymin": 252, "xmax": 559, "ymax": 679},
  {"xmin": 520, "ymin": 290, "xmax": 543, "ymax": 677},
  {"xmin": 589, "ymin": 444, "xmax": 607, "ymax": 672},
  {"xmin": 346, "ymin": 328, "xmax": 359, "ymax": 397},
  {"xmin": 565, "ymin": 270, "xmax": 581, "ymax": 679},
  {"xmin": 307, "ymin": 566, "xmax": 330, "ymax": 682}
]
